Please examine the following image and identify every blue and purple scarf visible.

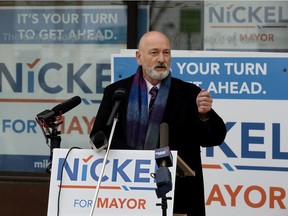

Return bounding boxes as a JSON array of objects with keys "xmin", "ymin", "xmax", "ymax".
[{"xmin": 126, "ymin": 66, "xmax": 171, "ymax": 150}]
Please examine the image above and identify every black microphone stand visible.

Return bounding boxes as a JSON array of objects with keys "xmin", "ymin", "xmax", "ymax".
[
  {"xmin": 154, "ymin": 166, "xmax": 173, "ymax": 216},
  {"xmin": 35, "ymin": 115, "xmax": 63, "ymax": 174},
  {"xmin": 45, "ymin": 124, "xmax": 62, "ymax": 174},
  {"xmin": 156, "ymin": 195, "xmax": 172, "ymax": 216}
]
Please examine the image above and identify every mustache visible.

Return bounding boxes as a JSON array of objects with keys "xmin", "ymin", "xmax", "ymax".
[{"xmin": 154, "ymin": 63, "xmax": 167, "ymax": 68}]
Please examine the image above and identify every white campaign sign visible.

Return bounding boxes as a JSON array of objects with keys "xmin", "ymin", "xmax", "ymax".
[
  {"xmin": 112, "ymin": 50, "xmax": 288, "ymax": 216},
  {"xmin": 204, "ymin": 1, "xmax": 288, "ymax": 51},
  {"xmin": 47, "ymin": 149, "xmax": 177, "ymax": 216}
]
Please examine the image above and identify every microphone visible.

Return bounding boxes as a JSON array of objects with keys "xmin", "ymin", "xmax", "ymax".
[
  {"xmin": 160, "ymin": 122, "xmax": 169, "ymax": 148},
  {"xmin": 155, "ymin": 123, "xmax": 173, "ymax": 167},
  {"xmin": 36, "ymin": 96, "xmax": 81, "ymax": 126},
  {"xmin": 90, "ymin": 131, "xmax": 108, "ymax": 152},
  {"xmin": 106, "ymin": 88, "xmax": 127, "ymax": 126},
  {"xmin": 154, "ymin": 123, "xmax": 173, "ymax": 198},
  {"xmin": 157, "ymin": 123, "xmax": 195, "ymax": 177},
  {"xmin": 155, "ymin": 146, "xmax": 173, "ymax": 167},
  {"xmin": 51, "ymin": 96, "xmax": 81, "ymax": 116}
]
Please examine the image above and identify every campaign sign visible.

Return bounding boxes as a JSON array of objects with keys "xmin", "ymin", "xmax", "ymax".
[
  {"xmin": 112, "ymin": 50, "xmax": 288, "ymax": 216},
  {"xmin": 47, "ymin": 149, "xmax": 177, "ymax": 216},
  {"xmin": 0, "ymin": 5, "xmax": 149, "ymax": 173}
]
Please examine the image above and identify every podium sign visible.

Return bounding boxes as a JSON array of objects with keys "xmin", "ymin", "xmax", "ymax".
[{"xmin": 47, "ymin": 149, "xmax": 177, "ymax": 216}]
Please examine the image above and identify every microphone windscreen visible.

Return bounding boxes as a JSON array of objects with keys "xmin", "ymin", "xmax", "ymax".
[
  {"xmin": 90, "ymin": 131, "xmax": 108, "ymax": 152},
  {"xmin": 113, "ymin": 88, "xmax": 127, "ymax": 102},
  {"xmin": 106, "ymin": 88, "xmax": 127, "ymax": 127},
  {"xmin": 52, "ymin": 96, "xmax": 81, "ymax": 116}
]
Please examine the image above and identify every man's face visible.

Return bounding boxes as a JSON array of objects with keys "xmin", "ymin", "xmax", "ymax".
[
  {"xmin": 136, "ymin": 33, "xmax": 171, "ymax": 84},
  {"xmin": 141, "ymin": 49, "xmax": 171, "ymax": 81}
]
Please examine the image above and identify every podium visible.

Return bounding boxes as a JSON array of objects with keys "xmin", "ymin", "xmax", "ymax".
[{"xmin": 47, "ymin": 149, "xmax": 177, "ymax": 216}]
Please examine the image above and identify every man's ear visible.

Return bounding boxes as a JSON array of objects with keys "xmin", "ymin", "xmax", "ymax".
[{"xmin": 136, "ymin": 51, "xmax": 142, "ymax": 65}]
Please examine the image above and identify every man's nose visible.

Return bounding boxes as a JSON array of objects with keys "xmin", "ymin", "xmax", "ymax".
[{"xmin": 157, "ymin": 53, "xmax": 165, "ymax": 62}]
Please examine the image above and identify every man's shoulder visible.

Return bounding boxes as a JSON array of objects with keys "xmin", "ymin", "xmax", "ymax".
[{"xmin": 107, "ymin": 75, "xmax": 134, "ymax": 89}]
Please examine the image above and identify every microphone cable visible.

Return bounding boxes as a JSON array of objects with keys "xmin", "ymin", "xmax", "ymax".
[{"xmin": 56, "ymin": 146, "xmax": 82, "ymax": 216}]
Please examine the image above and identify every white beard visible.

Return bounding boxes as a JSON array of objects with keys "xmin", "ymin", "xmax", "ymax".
[{"xmin": 143, "ymin": 63, "xmax": 170, "ymax": 81}]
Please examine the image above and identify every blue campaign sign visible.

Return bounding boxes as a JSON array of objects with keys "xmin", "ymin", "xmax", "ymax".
[
  {"xmin": 0, "ymin": 6, "xmax": 148, "ymax": 44},
  {"xmin": 113, "ymin": 53, "xmax": 288, "ymax": 100},
  {"xmin": 0, "ymin": 155, "xmax": 49, "ymax": 172}
]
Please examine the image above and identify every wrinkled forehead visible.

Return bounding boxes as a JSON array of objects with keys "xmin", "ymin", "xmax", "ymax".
[{"xmin": 139, "ymin": 32, "xmax": 171, "ymax": 51}]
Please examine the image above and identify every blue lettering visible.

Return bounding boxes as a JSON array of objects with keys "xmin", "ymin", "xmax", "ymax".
[
  {"xmin": 2, "ymin": 119, "xmax": 11, "ymax": 132},
  {"xmin": 67, "ymin": 63, "xmax": 92, "ymax": 93},
  {"xmin": 0, "ymin": 62, "xmax": 109, "ymax": 94},
  {"xmin": 134, "ymin": 159, "xmax": 151, "ymax": 183},
  {"xmin": 233, "ymin": 6, "xmax": 246, "ymax": 23},
  {"xmin": 2, "ymin": 119, "xmax": 37, "ymax": 133},
  {"xmin": 28, "ymin": 120, "xmax": 37, "ymax": 133},
  {"xmin": 74, "ymin": 199, "xmax": 92, "ymax": 208},
  {"xmin": 81, "ymin": 164, "xmax": 88, "ymax": 181},
  {"xmin": 57, "ymin": 157, "xmax": 157, "ymax": 183},
  {"xmin": 13, "ymin": 121, "xmax": 24, "ymax": 133},
  {"xmin": 248, "ymin": 7, "xmax": 262, "ymax": 22},
  {"xmin": 39, "ymin": 63, "xmax": 63, "ymax": 93},
  {"xmin": 111, "ymin": 159, "xmax": 131, "ymax": 182},
  {"xmin": 209, "ymin": 6, "xmax": 288, "ymax": 23},
  {"xmin": 209, "ymin": 7, "xmax": 224, "ymax": 23},
  {"xmin": 279, "ymin": 7, "xmax": 288, "ymax": 22},
  {"xmin": 90, "ymin": 158, "xmax": 109, "ymax": 181},
  {"xmin": 209, "ymin": 121, "xmax": 288, "ymax": 160},
  {"xmin": 0, "ymin": 63, "xmax": 22, "ymax": 92},
  {"xmin": 28, "ymin": 71, "xmax": 34, "ymax": 92},
  {"xmin": 272, "ymin": 123, "xmax": 288, "ymax": 159},
  {"xmin": 96, "ymin": 63, "xmax": 111, "ymax": 94},
  {"xmin": 57, "ymin": 158, "xmax": 79, "ymax": 181},
  {"xmin": 242, "ymin": 122, "xmax": 265, "ymax": 158}
]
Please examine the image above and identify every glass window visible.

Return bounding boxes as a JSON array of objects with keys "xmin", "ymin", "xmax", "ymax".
[{"xmin": 0, "ymin": 0, "xmax": 287, "ymax": 175}]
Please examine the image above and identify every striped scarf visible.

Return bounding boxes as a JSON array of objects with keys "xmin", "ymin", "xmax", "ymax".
[{"xmin": 126, "ymin": 66, "xmax": 171, "ymax": 150}]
